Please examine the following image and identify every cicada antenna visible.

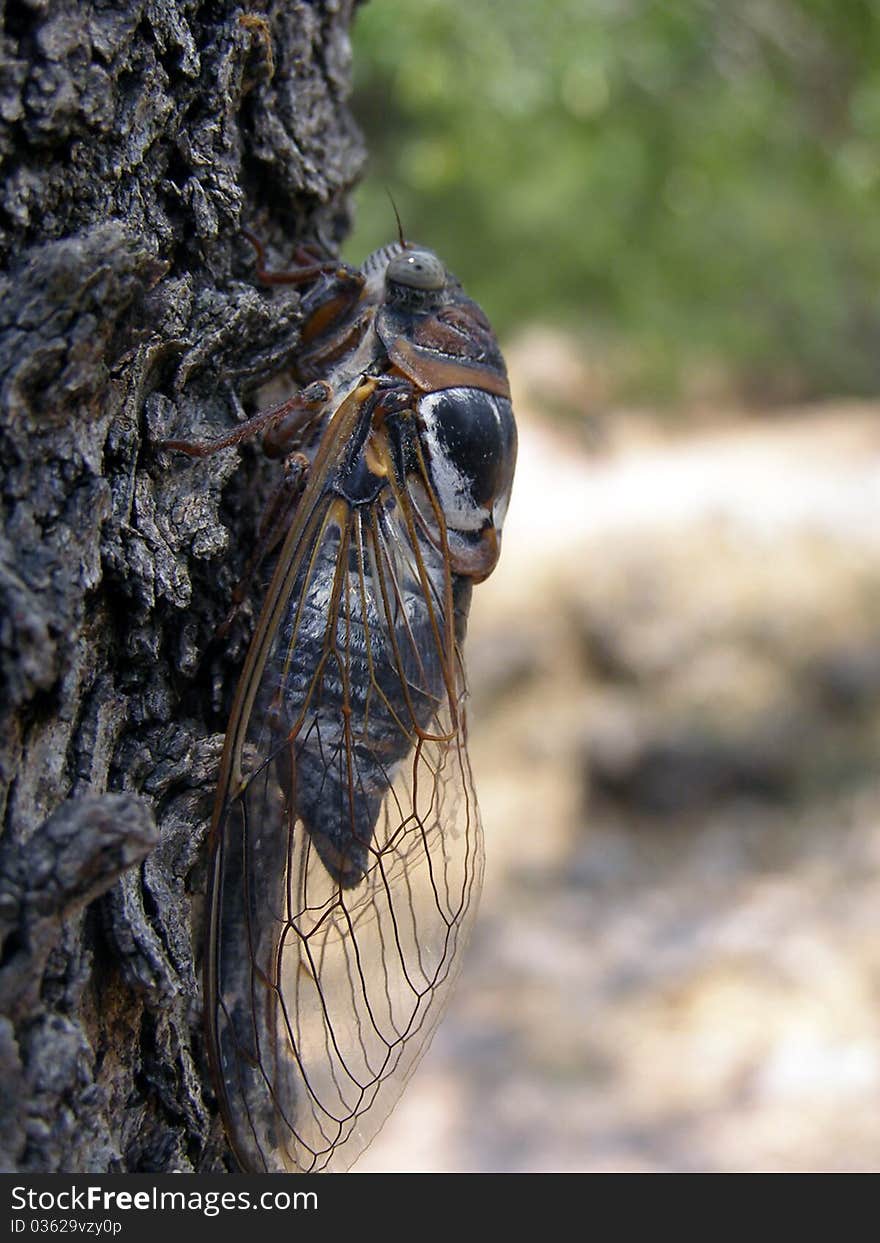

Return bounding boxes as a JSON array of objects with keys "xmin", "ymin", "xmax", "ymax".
[{"xmin": 385, "ymin": 188, "xmax": 408, "ymax": 249}]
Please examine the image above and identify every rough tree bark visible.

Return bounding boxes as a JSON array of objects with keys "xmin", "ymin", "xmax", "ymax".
[{"xmin": 0, "ymin": 0, "xmax": 365, "ymax": 1172}]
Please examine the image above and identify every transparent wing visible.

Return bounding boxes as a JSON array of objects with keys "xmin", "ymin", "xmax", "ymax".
[{"xmin": 205, "ymin": 390, "xmax": 483, "ymax": 1172}]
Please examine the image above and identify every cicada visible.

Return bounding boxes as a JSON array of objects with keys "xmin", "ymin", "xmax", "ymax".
[{"xmin": 170, "ymin": 235, "xmax": 516, "ymax": 1172}]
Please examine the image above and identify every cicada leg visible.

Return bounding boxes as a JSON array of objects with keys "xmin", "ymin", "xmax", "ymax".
[
  {"xmin": 242, "ymin": 228, "xmax": 339, "ymax": 287},
  {"xmin": 162, "ymin": 378, "xmax": 330, "ymax": 641},
  {"xmin": 161, "ymin": 381, "xmax": 333, "ymax": 458},
  {"xmin": 239, "ymin": 229, "xmax": 372, "ymax": 383}
]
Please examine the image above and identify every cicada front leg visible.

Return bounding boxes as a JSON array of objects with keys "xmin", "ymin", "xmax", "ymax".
[
  {"xmin": 163, "ymin": 379, "xmax": 333, "ymax": 647},
  {"xmin": 242, "ymin": 228, "xmax": 371, "ymax": 377},
  {"xmin": 162, "ymin": 380, "xmax": 333, "ymax": 459},
  {"xmin": 242, "ymin": 229, "xmax": 336, "ymax": 287}
]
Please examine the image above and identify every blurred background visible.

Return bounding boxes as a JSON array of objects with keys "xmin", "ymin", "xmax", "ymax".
[{"xmin": 347, "ymin": 0, "xmax": 880, "ymax": 1172}]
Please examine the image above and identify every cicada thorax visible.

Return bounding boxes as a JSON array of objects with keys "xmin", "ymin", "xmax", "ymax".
[{"xmin": 205, "ymin": 239, "xmax": 517, "ymax": 1174}]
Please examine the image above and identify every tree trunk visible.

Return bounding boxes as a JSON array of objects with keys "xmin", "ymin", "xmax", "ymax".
[{"xmin": 0, "ymin": 0, "xmax": 364, "ymax": 1173}]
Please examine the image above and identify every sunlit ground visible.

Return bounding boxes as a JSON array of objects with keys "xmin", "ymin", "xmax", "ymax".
[{"xmin": 355, "ymin": 332, "xmax": 880, "ymax": 1172}]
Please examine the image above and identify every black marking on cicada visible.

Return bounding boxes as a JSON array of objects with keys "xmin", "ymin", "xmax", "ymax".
[{"xmin": 169, "ymin": 234, "xmax": 516, "ymax": 1172}]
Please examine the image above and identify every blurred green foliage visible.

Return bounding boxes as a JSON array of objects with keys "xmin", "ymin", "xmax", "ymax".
[{"xmin": 347, "ymin": 0, "xmax": 880, "ymax": 401}]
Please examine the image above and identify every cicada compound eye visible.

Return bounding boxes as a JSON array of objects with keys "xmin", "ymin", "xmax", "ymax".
[{"xmin": 386, "ymin": 249, "xmax": 446, "ymax": 291}]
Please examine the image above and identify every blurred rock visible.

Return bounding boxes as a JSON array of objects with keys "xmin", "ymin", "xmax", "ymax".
[
  {"xmin": 587, "ymin": 718, "xmax": 797, "ymax": 817},
  {"xmin": 566, "ymin": 520, "xmax": 880, "ymax": 816},
  {"xmin": 811, "ymin": 643, "xmax": 880, "ymax": 715}
]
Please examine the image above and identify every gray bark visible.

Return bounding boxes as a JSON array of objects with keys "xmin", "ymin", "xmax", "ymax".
[{"xmin": 0, "ymin": 0, "xmax": 364, "ymax": 1172}]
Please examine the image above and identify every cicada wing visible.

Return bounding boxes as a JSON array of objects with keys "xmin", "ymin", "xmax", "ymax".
[{"xmin": 205, "ymin": 419, "xmax": 483, "ymax": 1173}]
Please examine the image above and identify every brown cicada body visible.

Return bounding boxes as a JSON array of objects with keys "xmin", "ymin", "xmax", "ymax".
[{"xmin": 175, "ymin": 237, "xmax": 516, "ymax": 1172}]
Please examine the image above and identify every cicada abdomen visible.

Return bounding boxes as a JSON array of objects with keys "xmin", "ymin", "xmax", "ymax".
[{"xmin": 200, "ymin": 242, "xmax": 516, "ymax": 1172}]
